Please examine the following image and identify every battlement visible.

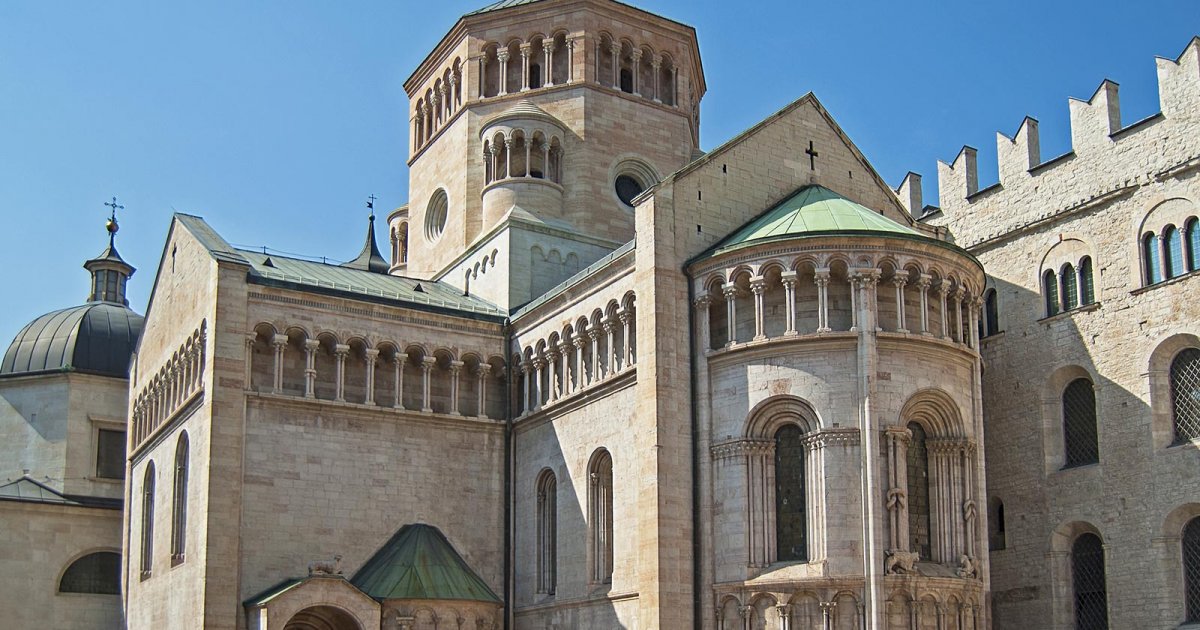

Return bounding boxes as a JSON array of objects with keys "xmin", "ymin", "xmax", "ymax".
[{"xmin": 911, "ymin": 36, "xmax": 1200, "ymax": 219}]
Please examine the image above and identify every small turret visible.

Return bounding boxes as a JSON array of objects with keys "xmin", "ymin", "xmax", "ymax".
[
  {"xmin": 342, "ymin": 199, "xmax": 390, "ymax": 274},
  {"xmin": 84, "ymin": 197, "xmax": 136, "ymax": 306}
]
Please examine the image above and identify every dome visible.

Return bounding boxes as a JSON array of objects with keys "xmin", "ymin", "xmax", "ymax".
[{"xmin": 1, "ymin": 302, "xmax": 144, "ymax": 379}]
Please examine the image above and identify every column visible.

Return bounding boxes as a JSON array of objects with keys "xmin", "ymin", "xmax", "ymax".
[
  {"xmin": 750, "ymin": 276, "xmax": 767, "ymax": 341},
  {"xmin": 450, "ymin": 69, "xmax": 460, "ymax": 107},
  {"xmin": 271, "ymin": 334, "xmax": 288, "ymax": 394},
  {"xmin": 608, "ymin": 40, "xmax": 620, "ymax": 88},
  {"xmin": 894, "ymin": 276, "xmax": 908, "ymax": 332},
  {"xmin": 420, "ymin": 357, "xmax": 436, "ymax": 413},
  {"xmin": 573, "ymin": 336, "xmax": 586, "ymax": 392},
  {"xmin": 630, "ymin": 49, "xmax": 642, "ymax": 96},
  {"xmin": 544, "ymin": 40, "xmax": 555, "ymax": 87},
  {"xmin": 533, "ymin": 358, "xmax": 546, "ymax": 409},
  {"xmin": 776, "ymin": 605, "xmax": 791, "ymax": 630},
  {"xmin": 364, "ymin": 348, "xmax": 379, "ymax": 405},
  {"xmin": 448, "ymin": 360, "xmax": 463, "ymax": 415},
  {"xmin": 670, "ymin": 65, "xmax": 679, "ymax": 106},
  {"xmin": 476, "ymin": 364, "xmax": 491, "ymax": 418},
  {"xmin": 849, "ymin": 274, "xmax": 860, "ymax": 331},
  {"xmin": 885, "ymin": 427, "xmax": 911, "ymax": 554},
  {"xmin": 520, "ymin": 361, "xmax": 532, "ymax": 415},
  {"xmin": 524, "ymin": 140, "xmax": 532, "ymax": 178},
  {"xmin": 651, "ymin": 55, "xmax": 662, "ymax": 102},
  {"xmin": 938, "ymin": 284, "xmax": 951, "ymax": 340},
  {"xmin": 392, "ymin": 352, "xmax": 404, "ymax": 409},
  {"xmin": 968, "ymin": 297, "xmax": 982, "ymax": 349},
  {"xmin": 567, "ymin": 38, "xmax": 576, "ymax": 83},
  {"xmin": 547, "ymin": 349, "xmax": 560, "ymax": 403},
  {"xmin": 1158, "ymin": 234, "xmax": 1169, "ymax": 280},
  {"xmin": 431, "ymin": 91, "xmax": 442, "ymax": 129},
  {"xmin": 504, "ymin": 138, "xmax": 513, "ymax": 178},
  {"xmin": 303, "ymin": 339, "xmax": 318, "ymax": 398},
  {"xmin": 438, "ymin": 84, "xmax": 449, "ymax": 122},
  {"xmin": 952, "ymin": 289, "xmax": 965, "ymax": 344},
  {"xmin": 694, "ymin": 295, "xmax": 712, "ymax": 351},
  {"xmin": 476, "ymin": 56, "xmax": 485, "ymax": 97},
  {"xmin": 820, "ymin": 602, "xmax": 834, "ymax": 630},
  {"xmin": 520, "ymin": 43, "xmax": 532, "ymax": 91},
  {"xmin": 489, "ymin": 145, "xmax": 499, "ymax": 183},
  {"xmin": 333, "ymin": 344, "xmax": 349, "ymax": 402},
  {"xmin": 588, "ymin": 329, "xmax": 602, "ymax": 383},
  {"xmin": 603, "ymin": 319, "xmax": 617, "ymax": 376},
  {"xmin": 542, "ymin": 143, "xmax": 550, "ymax": 180},
  {"xmin": 815, "ymin": 269, "xmax": 831, "ymax": 332},
  {"xmin": 619, "ymin": 310, "xmax": 633, "ymax": 367},
  {"xmin": 497, "ymin": 50, "xmax": 510, "ymax": 95},
  {"xmin": 781, "ymin": 271, "xmax": 798, "ymax": 335},
  {"xmin": 917, "ymin": 274, "xmax": 932, "ymax": 335},
  {"xmin": 723, "ymin": 283, "xmax": 739, "ymax": 346}
]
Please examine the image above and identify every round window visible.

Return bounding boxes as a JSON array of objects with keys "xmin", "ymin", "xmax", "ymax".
[
  {"xmin": 615, "ymin": 175, "xmax": 645, "ymax": 207},
  {"xmin": 425, "ymin": 189, "xmax": 448, "ymax": 242}
]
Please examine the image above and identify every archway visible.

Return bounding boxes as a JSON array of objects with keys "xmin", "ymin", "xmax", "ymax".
[{"xmin": 284, "ymin": 605, "xmax": 362, "ymax": 630}]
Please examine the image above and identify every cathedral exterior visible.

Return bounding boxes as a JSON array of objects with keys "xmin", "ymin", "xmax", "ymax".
[{"xmin": 2, "ymin": 1, "xmax": 1198, "ymax": 629}]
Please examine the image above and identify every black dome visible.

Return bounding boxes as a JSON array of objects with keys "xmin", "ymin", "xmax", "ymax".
[{"xmin": 1, "ymin": 302, "xmax": 144, "ymax": 379}]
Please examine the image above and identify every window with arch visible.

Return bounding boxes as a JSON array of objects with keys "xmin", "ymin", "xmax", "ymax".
[
  {"xmin": 775, "ymin": 424, "xmax": 808, "ymax": 562},
  {"xmin": 1071, "ymin": 533, "xmax": 1109, "ymax": 630},
  {"xmin": 59, "ymin": 551, "xmax": 120, "ymax": 594},
  {"xmin": 589, "ymin": 450, "xmax": 614, "ymax": 584},
  {"xmin": 140, "ymin": 462, "xmax": 155, "ymax": 578},
  {"xmin": 535, "ymin": 470, "xmax": 557, "ymax": 595},
  {"xmin": 1044, "ymin": 269, "xmax": 1060, "ymax": 316},
  {"xmin": 1063, "ymin": 378, "xmax": 1099, "ymax": 467},
  {"xmin": 1079, "ymin": 257, "xmax": 1095, "ymax": 305},
  {"xmin": 1166, "ymin": 225, "xmax": 1185, "ymax": 279},
  {"xmin": 1144, "ymin": 231, "xmax": 1164, "ymax": 285},
  {"xmin": 981, "ymin": 288, "xmax": 1000, "ymax": 337},
  {"xmin": 1187, "ymin": 218, "xmax": 1200, "ymax": 272},
  {"xmin": 906, "ymin": 422, "xmax": 932, "ymax": 561},
  {"xmin": 171, "ymin": 433, "xmax": 189, "ymax": 563},
  {"xmin": 1184, "ymin": 516, "xmax": 1200, "ymax": 622},
  {"xmin": 1170, "ymin": 348, "xmax": 1200, "ymax": 444},
  {"xmin": 1061, "ymin": 263, "xmax": 1079, "ymax": 310}
]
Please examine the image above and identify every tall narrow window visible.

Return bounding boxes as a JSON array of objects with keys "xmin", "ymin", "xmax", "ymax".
[
  {"xmin": 1184, "ymin": 516, "xmax": 1200, "ymax": 622},
  {"xmin": 171, "ymin": 433, "xmax": 189, "ymax": 563},
  {"xmin": 1044, "ymin": 270, "xmax": 1060, "ymax": 316},
  {"xmin": 1063, "ymin": 378, "xmax": 1099, "ymax": 467},
  {"xmin": 1145, "ymin": 232, "xmax": 1163, "ymax": 285},
  {"xmin": 983, "ymin": 288, "xmax": 999, "ymax": 337},
  {"xmin": 1072, "ymin": 533, "xmax": 1109, "ymax": 630},
  {"xmin": 529, "ymin": 63, "xmax": 542, "ymax": 89},
  {"xmin": 906, "ymin": 422, "xmax": 932, "ymax": 561},
  {"xmin": 1166, "ymin": 226, "xmax": 1185, "ymax": 279},
  {"xmin": 1079, "ymin": 257, "xmax": 1095, "ymax": 305},
  {"xmin": 589, "ymin": 450, "xmax": 614, "ymax": 584},
  {"xmin": 536, "ymin": 470, "xmax": 557, "ymax": 595},
  {"xmin": 1170, "ymin": 348, "xmax": 1200, "ymax": 444},
  {"xmin": 774, "ymin": 424, "xmax": 808, "ymax": 562},
  {"xmin": 140, "ymin": 462, "xmax": 155, "ymax": 578},
  {"xmin": 988, "ymin": 497, "xmax": 1006, "ymax": 551},
  {"xmin": 96, "ymin": 429, "xmax": 125, "ymax": 480},
  {"xmin": 1061, "ymin": 263, "xmax": 1079, "ymax": 310},
  {"xmin": 619, "ymin": 68, "xmax": 633, "ymax": 93},
  {"xmin": 1187, "ymin": 218, "xmax": 1200, "ymax": 272}
]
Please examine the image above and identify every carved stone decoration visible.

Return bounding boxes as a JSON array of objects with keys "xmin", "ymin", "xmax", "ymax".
[
  {"xmin": 957, "ymin": 553, "xmax": 978, "ymax": 579},
  {"xmin": 885, "ymin": 549, "xmax": 919, "ymax": 575},
  {"xmin": 307, "ymin": 554, "xmax": 343, "ymax": 576}
]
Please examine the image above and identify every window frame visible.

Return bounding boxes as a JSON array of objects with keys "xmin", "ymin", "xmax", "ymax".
[
  {"xmin": 140, "ymin": 462, "xmax": 155, "ymax": 579},
  {"xmin": 92, "ymin": 423, "xmax": 126, "ymax": 482},
  {"xmin": 1169, "ymin": 348, "xmax": 1200, "ymax": 445},
  {"xmin": 170, "ymin": 433, "xmax": 189, "ymax": 565},
  {"xmin": 1062, "ymin": 378, "xmax": 1100, "ymax": 469},
  {"xmin": 58, "ymin": 550, "xmax": 121, "ymax": 596}
]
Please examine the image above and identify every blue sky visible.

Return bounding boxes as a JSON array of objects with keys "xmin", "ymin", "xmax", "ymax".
[{"xmin": 0, "ymin": 0, "xmax": 1193, "ymax": 340}]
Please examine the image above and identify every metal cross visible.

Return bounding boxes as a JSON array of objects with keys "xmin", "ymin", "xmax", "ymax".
[
  {"xmin": 366, "ymin": 194, "xmax": 378, "ymax": 220},
  {"xmin": 805, "ymin": 141, "xmax": 819, "ymax": 170},
  {"xmin": 104, "ymin": 196, "xmax": 124, "ymax": 219}
]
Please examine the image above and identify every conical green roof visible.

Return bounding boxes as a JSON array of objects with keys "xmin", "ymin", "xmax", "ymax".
[
  {"xmin": 707, "ymin": 185, "xmax": 920, "ymax": 256},
  {"xmin": 349, "ymin": 524, "xmax": 500, "ymax": 604}
]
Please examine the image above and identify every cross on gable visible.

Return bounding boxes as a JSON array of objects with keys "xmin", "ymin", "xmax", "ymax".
[
  {"xmin": 104, "ymin": 196, "xmax": 124, "ymax": 219},
  {"xmin": 805, "ymin": 141, "xmax": 819, "ymax": 170}
]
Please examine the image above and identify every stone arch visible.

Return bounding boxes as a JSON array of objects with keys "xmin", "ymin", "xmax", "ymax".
[
  {"xmin": 1148, "ymin": 332, "xmax": 1200, "ymax": 448},
  {"xmin": 898, "ymin": 388, "xmax": 966, "ymax": 438},
  {"xmin": 57, "ymin": 548, "xmax": 121, "ymax": 594},
  {"xmin": 284, "ymin": 604, "xmax": 364, "ymax": 630},
  {"xmin": 744, "ymin": 395, "xmax": 822, "ymax": 437},
  {"xmin": 249, "ymin": 322, "xmax": 278, "ymax": 393},
  {"xmin": 1041, "ymin": 364, "xmax": 1099, "ymax": 470},
  {"xmin": 587, "ymin": 447, "xmax": 615, "ymax": 585}
]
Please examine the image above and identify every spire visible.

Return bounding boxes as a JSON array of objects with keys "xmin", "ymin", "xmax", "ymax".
[
  {"xmin": 84, "ymin": 197, "xmax": 136, "ymax": 305},
  {"xmin": 341, "ymin": 195, "xmax": 390, "ymax": 274}
]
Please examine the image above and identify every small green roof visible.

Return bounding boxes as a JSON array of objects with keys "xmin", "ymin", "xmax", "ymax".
[
  {"xmin": 707, "ymin": 185, "xmax": 920, "ymax": 257},
  {"xmin": 350, "ymin": 524, "xmax": 501, "ymax": 604},
  {"xmin": 466, "ymin": 0, "xmax": 547, "ymax": 16}
]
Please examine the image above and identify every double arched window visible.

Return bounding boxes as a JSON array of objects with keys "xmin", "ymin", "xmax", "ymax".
[
  {"xmin": 1185, "ymin": 516, "xmax": 1200, "ymax": 622},
  {"xmin": 1063, "ymin": 378, "xmax": 1099, "ymax": 467},
  {"xmin": 1043, "ymin": 257, "xmax": 1096, "ymax": 316},
  {"xmin": 59, "ymin": 551, "xmax": 120, "ymax": 595},
  {"xmin": 589, "ymin": 449, "xmax": 614, "ymax": 584},
  {"xmin": 1071, "ymin": 533, "xmax": 1109, "ymax": 629},
  {"xmin": 170, "ymin": 433, "xmax": 189, "ymax": 564},
  {"xmin": 535, "ymin": 470, "xmax": 557, "ymax": 595},
  {"xmin": 140, "ymin": 462, "xmax": 155, "ymax": 578},
  {"xmin": 1171, "ymin": 348, "xmax": 1200, "ymax": 444},
  {"xmin": 1143, "ymin": 218, "xmax": 1200, "ymax": 286}
]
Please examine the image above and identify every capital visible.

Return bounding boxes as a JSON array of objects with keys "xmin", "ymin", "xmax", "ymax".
[
  {"xmin": 365, "ymin": 348, "xmax": 380, "ymax": 359},
  {"xmin": 722, "ymin": 283, "xmax": 739, "ymax": 298},
  {"xmin": 519, "ymin": 42, "xmax": 533, "ymax": 55},
  {"xmin": 630, "ymin": 49, "xmax": 643, "ymax": 62},
  {"xmin": 749, "ymin": 276, "xmax": 767, "ymax": 294},
  {"xmin": 448, "ymin": 360, "xmax": 465, "ymax": 374},
  {"xmin": 475, "ymin": 363, "xmax": 492, "ymax": 378},
  {"xmin": 272, "ymin": 334, "xmax": 290, "ymax": 348},
  {"xmin": 496, "ymin": 50, "xmax": 510, "ymax": 62},
  {"xmin": 693, "ymin": 294, "xmax": 712, "ymax": 310},
  {"xmin": 608, "ymin": 41, "xmax": 622, "ymax": 55},
  {"xmin": 334, "ymin": 343, "xmax": 350, "ymax": 356},
  {"xmin": 304, "ymin": 339, "xmax": 320, "ymax": 352},
  {"xmin": 421, "ymin": 356, "xmax": 437, "ymax": 370},
  {"xmin": 572, "ymin": 336, "xmax": 588, "ymax": 349},
  {"xmin": 892, "ymin": 275, "xmax": 908, "ymax": 288}
]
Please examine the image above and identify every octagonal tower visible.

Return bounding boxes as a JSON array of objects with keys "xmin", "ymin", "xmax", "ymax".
[{"xmin": 394, "ymin": 0, "xmax": 705, "ymax": 309}]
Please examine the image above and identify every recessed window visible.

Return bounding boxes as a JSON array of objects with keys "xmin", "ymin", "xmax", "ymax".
[
  {"xmin": 96, "ymin": 429, "xmax": 125, "ymax": 480},
  {"xmin": 615, "ymin": 175, "xmax": 644, "ymax": 207},
  {"xmin": 425, "ymin": 189, "xmax": 448, "ymax": 242}
]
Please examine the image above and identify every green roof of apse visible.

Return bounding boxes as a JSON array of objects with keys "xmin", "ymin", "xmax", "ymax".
[
  {"xmin": 707, "ymin": 185, "xmax": 920, "ymax": 256},
  {"xmin": 466, "ymin": 0, "xmax": 547, "ymax": 15},
  {"xmin": 350, "ymin": 524, "xmax": 501, "ymax": 604}
]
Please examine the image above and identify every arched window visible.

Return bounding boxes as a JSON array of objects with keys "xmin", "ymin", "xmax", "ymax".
[
  {"xmin": 1166, "ymin": 225, "xmax": 1185, "ymax": 279},
  {"xmin": 983, "ymin": 288, "xmax": 1000, "ymax": 337},
  {"xmin": 1187, "ymin": 218, "xmax": 1200, "ymax": 273},
  {"xmin": 1079, "ymin": 257, "xmax": 1095, "ymax": 305},
  {"xmin": 988, "ymin": 497, "xmax": 1006, "ymax": 551},
  {"xmin": 140, "ymin": 462, "xmax": 155, "ymax": 577},
  {"xmin": 906, "ymin": 422, "xmax": 932, "ymax": 560},
  {"xmin": 1061, "ymin": 263, "xmax": 1079, "ymax": 311},
  {"xmin": 171, "ymin": 433, "xmax": 189, "ymax": 563},
  {"xmin": 1184, "ymin": 516, "xmax": 1200, "ymax": 622},
  {"xmin": 59, "ymin": 551, "xmax": 120, "ymax": 594},
  {"xmin": 589, "ymin": 450, "xmax": 614, "ymax": 584},
  {"xmin": 1144, "ymin": 232, "xmax": 1163, "ymax": 285},
  {"xmin": 774, "ymin": 424, "xmax": 808, "ymax": 562},
  {"xmin": 1063, "ymin": 378, "xmax": 1099, "ymax": 467},
  {"xmin": 1170, "ymin": 348, "xmax": 1200, "ymax": 444},
  {"xmin": 529, "ymin": 63, "xmax": 542, "ymax": 89},
  {"xmin": 1044, "ymin": 269, "xmax": 1060, "ymax": 316},
  {"xmin": 536, "ymin": 470, "xmax": 557, "ymax": 595},
  {"xmin": 1071, "ymin": 533, "xmax": 1109, "ymax": 630}
]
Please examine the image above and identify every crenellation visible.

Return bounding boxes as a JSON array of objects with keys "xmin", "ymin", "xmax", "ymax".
[
  {"xmin": 896, "ymin": 172, "xmax": 922, "ymax": 217},
  {"xmin": 1067, "ymin": 79, "xmax": 1121, "ymax": 155},
  {"xmin": 936, "ymin": 145, "xmax": 978, "ymax": 212},
  {"xmin": 996, "ymin": 116, "xmax": 1040, "ymax": 185},
  {"xmin": 1155, "ymin": 36, "xmax": 1200, "ymax": 120}
]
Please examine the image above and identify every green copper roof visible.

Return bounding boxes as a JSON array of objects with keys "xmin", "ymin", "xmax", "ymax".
[
  {"xmin": 350, "ymin": 524, "xmax": 501, "ymax": 604},
  {"xmin": 466, "ymin": 0, "xmax": 547, "ymax": 16},
  {"xmin": 708, "ymin": 185, "xmax": 920, "ymax": 256}
]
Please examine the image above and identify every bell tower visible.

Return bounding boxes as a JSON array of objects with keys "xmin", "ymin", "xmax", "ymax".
[{"xmin": 391, "ymin": 0, "xmax": 705, "ymax": 309}]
